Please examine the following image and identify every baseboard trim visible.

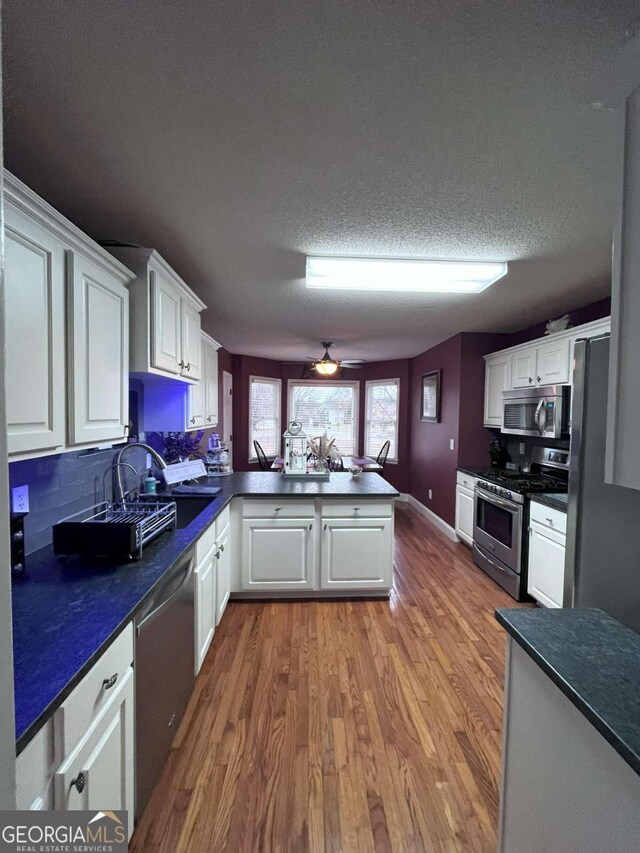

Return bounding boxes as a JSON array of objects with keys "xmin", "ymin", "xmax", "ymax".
[
  {"xmin": 405, "ymin": 495, "xmax": 459, "ymax": 542},
  {"xmin": 394, "ymin": 493, "xmax": 409, "ymax": 503}
]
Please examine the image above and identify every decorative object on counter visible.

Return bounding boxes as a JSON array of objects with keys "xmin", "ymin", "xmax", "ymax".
[
  {"xmin": 162, "ymin": 459, "xmax": 208, "ymax": 486},
  {"xmin": 349, "ymin": 465, "xmax": 363, "ymax": 477},
  {"xmin": 283, "ymin": 422, "xmax": 308, "ymax": 476},
  {"xmin": 209, "ymin": 433, "xmax": 221, "ymax": 449},
  {"xmin": 307, "ymin": 430, "xmax": 340, "ymax": 476},
  {"xmin": 205, "ymin": 444, "xmax": 232, "ymax": 475},
  {"xmin": 160, "ymin": 430, "xmax": 205, "ymax": 464},
  {"xmin": 545, "ymin": 313, "xmax": 571, "ymax": 335},
  {"xmin": 421, "ymin": 370, "xmax": 441, "ymax": 422},
  {"xmin": 143, "ymin": 471, "xmax": 157, "ymax": 494}
]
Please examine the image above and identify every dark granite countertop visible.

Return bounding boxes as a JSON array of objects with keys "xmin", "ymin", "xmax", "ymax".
[
  {"xmin": 496, "ymin": 608, "xmax": 640, "ymax": 776},
  {"xmin": 457, "ymin": 465, "xmax": 490, "ymax": 477},
  {"xmin": 528, "ymin": 492, "xmax": 568, "ymax": 512},
  {"xmin": 13, "ymin": 472, "xmax": 398, "ymax": 754}
]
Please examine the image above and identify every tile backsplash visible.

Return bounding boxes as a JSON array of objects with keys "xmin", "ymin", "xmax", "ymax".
[{"xmin": 9, "ymin": 447, "xmax": 146, "ymax": 555}]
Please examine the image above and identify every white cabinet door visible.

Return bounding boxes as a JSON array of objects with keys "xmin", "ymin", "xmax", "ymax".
[
  {"xmin": 67, "ymin": 252, "xmax": 129, "ymax": 445},
  {"xmin": 527, "ymin": 521, "xmax": 566, "ymax": 608},
  {"xmin": 511, "ymin": 348, "xmax": 537, "ymax": 388},
  {"xmin": 216, "ymin": 522, "xmax": 231, "ymax": 624},
  {"xmin": 242, "ymin": 518, "xmax": 315, "ymax": 590},
  {"xmin": 151, "ymin": 270, "xmax": 181, "ymax": 375},
  {"xmin": 455, "ymin": 485, "xmax": 474, "ymax": 547},
  {"xmin": 537, "ymin": 338, "xmax": 570, "ymax": 386},
  {"xmin": 484, "ymin": 354, "xmax": 511, "ymax": 427},
  {"xmin": 5, "ymin": 206, "xmax": 66, "ymax": 455},
  {"xmin": 195, "ymin": 545, "xmax": 216, "ymax": 674},
  {"xmin": 55, "ymin": 667, "xmax": 134, "ymax": 839},
  {"xmin": 180, "ymin": 301, "xmax": 202, "ymax": 380},
  {"xmin": 203, "ymin": 339, "xmax": 219, "ymax": 426},
  {"xmin": 187, "ymin": 345, "xmax": 205, "ymax": 430},
  {"xmin": 320, "ymin": 518, "xmax": 393, "ymax": 590}
]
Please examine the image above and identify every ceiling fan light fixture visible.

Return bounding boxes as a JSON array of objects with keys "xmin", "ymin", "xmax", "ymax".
[
  {"xmin": 305, "ymin": 256, "xmax": 508, "ymax": 293},
  {"xmin": 314, "ymin": 360, "xmax": 339, "ymax": 376}
]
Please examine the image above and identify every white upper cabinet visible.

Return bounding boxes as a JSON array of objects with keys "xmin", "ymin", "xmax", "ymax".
[
  {"xmin": 511, "ymin": 347, "xmax": 538, "ymax": 388},
  {"xmin": 151, "ymin": 270, "xmax": 181, "ymax": 375},
  {"xmin": 536, "ymin": 337, "xmax": 571, "ymax": 386},
  {"xmin": 484, "ymin": 317, "xmax": 611, "ymax": 428},
  {"xmin": 606, "ymin": 85, "xmax": 640, "ymax": 490},
  {"xmin": 67, "ymin": 252, "xmax": 130, "ymax": 445},
  {"xmin": 4, "ymin": 172, "xmax": 134, "ymax": 459},
  {"xmin": 107, "ymin": 246, "xmax": 206, "ymax": 383},
  {"xmin": 4, "ymin": 201, "xmax": 66, "ymax": 455},
  {"xmin": 202, "ymin": 332, "xmax": 220, "ymax": 427},
  {"xmin": 484, "ymin": 353, "xmax": 511, "ymax": 427}
]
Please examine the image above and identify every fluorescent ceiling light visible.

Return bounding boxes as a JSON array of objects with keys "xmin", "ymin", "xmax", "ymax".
[{"xmin": 305, "ymin": 256, "xmax": 508, "ymax": 293}]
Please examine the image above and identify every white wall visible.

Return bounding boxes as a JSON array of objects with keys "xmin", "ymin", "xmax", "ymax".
[{"xmin": 0, "ymin": 15, "xmax": 17, "ymax": 808}]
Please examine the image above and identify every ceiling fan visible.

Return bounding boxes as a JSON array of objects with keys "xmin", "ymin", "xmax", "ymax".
[{"xmin": 286, "ymin": 342, "xmax": 366, "ymax": 376}]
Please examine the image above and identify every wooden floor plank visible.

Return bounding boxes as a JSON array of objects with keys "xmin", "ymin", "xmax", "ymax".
[{"xmin": 130, "ymin": 502, "xmax": 525, "ymax": 852}]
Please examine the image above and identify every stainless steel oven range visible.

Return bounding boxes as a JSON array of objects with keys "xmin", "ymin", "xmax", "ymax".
[{"xmin": 472, "ymin": 447, "xmax": 569, "ymax": 600}]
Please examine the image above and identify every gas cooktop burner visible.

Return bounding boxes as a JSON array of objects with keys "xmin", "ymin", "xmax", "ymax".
[{"xmin": 477, "ymin": 469, "xmax": 567, "ymax": 494}]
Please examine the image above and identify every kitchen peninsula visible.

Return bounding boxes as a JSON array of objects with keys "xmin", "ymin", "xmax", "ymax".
[{"xmin": 13, "ymin": 471, "xmax": 398, "ymax": 756}]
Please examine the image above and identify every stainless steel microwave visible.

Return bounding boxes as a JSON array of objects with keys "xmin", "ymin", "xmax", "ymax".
[{"xmin": 501, "ymin": 385, "xmax": 571, "ymax": 438}]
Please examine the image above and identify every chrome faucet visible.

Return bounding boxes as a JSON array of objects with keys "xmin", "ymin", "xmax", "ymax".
[{"xmin": 113, "ymin": 442, "xmax": 167, "ymax": 504}]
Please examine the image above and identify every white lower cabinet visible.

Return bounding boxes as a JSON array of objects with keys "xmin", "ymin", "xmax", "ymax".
[
  {"xmin": 455, "ymin": 472, "xmax": 476, "ymax": 547},
  {"xmin": 321, "ymin": 517, "xmax": 393, "ymax": 589},
  {"xmin": 216, "ymin": 520, "xmax": 231, "ymax": 624},
  {"xmin": 55, "ymin": 667, "xmax": 134, "ymax": 835},
  {"xmin": 239, "ymin": 498, "xmax": 395, "ymax": 594},
  {"xmin": 242, "ymin": 517, "xmax": 316, "ymax": 590},
  {"xmin": 527, "ymin": 502, "xmax": 567, "ymax": 608},
  {"xmin": 195, "ymin": 543, "xmax": 217, "ymax": 674}
]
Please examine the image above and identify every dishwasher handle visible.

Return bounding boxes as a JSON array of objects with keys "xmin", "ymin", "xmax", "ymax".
[{"xmin": 136, "ymin": 556, "xmax": 194, "ymax": 636}]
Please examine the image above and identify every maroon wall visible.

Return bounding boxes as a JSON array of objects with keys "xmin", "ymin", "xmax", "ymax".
[
  {"xmin": 233, "ymin": 354, "xmax": 284, "ymax": 471},
  {"xmin": 408, "ymin": 335, "xmax": 462, "ymax": 524}
]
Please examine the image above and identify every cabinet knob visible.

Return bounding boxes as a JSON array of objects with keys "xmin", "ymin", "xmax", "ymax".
[
  {"xmin": 70, "ymin": 771, "xmax": 86, "ymax": 794},
  {"xmin": 215, "ymin": 549, "xmax": 221, "ymax": 559},
  {"xmin": 220, "ymin": 543, "xmax": 225, "ymax": 552},
  {"xmin": 324, "ymin": 523, "xmax": 327, "ymax": 531},
  {"xmin": 186, "ymin": 362, "xmax": 191, "ymax": 372},
  {"xmin": 102, "ymin": 673, "xmax": 118, "ymax": 690},
  {"xmin": 207, "ymin": 416, "xmax": 212, "ymax": 423},
  {"xmin": 546, "ymin": 517, "xmax": 554, "ymax": 526},
  {"xmin": 309, "ymin": 523, "xmax": 313, "ymax": 531},
  {"xmin": 528, "ymin": 377, "xmax": 533, "ymax": 384},
  {"xmin": 353, "ymin": 507, "xmax": 361, "ymax": 512},
  {"xmin": 179, "ymin": 360, "xmax": 186, "ymax": 369},
  {"xmin": 191, "ymin": 417, "xmax": 196, "ymax": 425},
  {"xmin": 537, "ymin": 376, "xmax": 542, "ymax": 383},
  {"xmin": 274, "ymin": 506, "xmax": 282, "ymax": 512}
]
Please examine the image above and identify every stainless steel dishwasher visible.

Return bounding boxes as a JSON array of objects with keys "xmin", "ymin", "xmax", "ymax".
[{"xmin": 134, "ymin": 547, "xmax": 195, "ymax": 818}]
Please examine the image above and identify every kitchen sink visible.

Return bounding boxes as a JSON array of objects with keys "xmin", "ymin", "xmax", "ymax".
[{"xmin": 170, "ymin": 496, "xmax": 217, "ymax": 529}]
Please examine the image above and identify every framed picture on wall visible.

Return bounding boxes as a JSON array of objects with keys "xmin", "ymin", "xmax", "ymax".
[{"xmin": 421, "ymin": 370, "xmax": 441, "ymax": 422}]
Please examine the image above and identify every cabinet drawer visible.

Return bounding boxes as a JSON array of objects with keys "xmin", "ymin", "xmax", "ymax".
[
  {"xmin": 321, "ymin": 499, "xmax": 394, "ymax": 519},
  {"xmin": 529, "ymin": 501, "xmax": 567, "ymax": 535},
  {"xmin": 55, "ymin": 623, "xmax": 134, "ymax": 758},
  {"xmin": 216, "ymin": 505, "xmax": 230, "ymax": 535},
  {"xmin": 456, "ymin": 471, "xmax": 476, "ymax": 489},
  {"xmin": 242, "ymin": 499, "xmax": 315, "ymax": 519}
]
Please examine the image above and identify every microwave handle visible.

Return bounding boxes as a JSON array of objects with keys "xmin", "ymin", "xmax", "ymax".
[{"xmin": 535, "ymin": 398, "xmax": 545, "ymax": 435}]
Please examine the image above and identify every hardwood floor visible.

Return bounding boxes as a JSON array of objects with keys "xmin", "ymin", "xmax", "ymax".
[{"xmin": 130, "ymin": 503, "xmax": 525, "ymax": 852}]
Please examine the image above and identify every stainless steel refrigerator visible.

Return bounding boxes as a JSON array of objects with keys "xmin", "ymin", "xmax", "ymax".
[{"xmin": 565, "ymin": 335, "xmax": 640, "ymax": 632}]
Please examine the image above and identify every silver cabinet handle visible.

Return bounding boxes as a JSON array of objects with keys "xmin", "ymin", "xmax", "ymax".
[
  {"xmin": 309, "ymin": 523, "xmax": 312, "ymax": 530},
  {"xmin": 546, "ymin": 517, "xmax": 554, "ymax": 526},
  {"xmin": 353, "ymin": 506, "xmax": 360, "ymax": 511},
  {"xmin": 274, "ymin": 506, "xmax": 282, "ymax": 512},
  {"xmin": 102, "ymin": 673, "xmax": 118, "ymax": 690},
  {"xmin": 70, "ymin": 771, "xmax": 86, "ymax": 793},
  {"xmin": 324, "ymin": 523, "xmax": 327, "ymax": 530}
]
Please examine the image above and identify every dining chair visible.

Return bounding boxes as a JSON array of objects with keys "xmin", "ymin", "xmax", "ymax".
[
  {"xmin": 253, "ymin": 440, "xmax": 270, "ymax": 471},
  {"xmin": 376, "ymin": 440, "xmax": 391, "ymax": 468}
]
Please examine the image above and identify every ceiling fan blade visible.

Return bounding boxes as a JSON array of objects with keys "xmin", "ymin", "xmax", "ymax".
[
  {"xmin": 339, "ymin": 363, "xmax": 364, "ymax": 369},
  {"xmin": 340, "ymin": 359, "xmax": 366, "ymax": 365}
]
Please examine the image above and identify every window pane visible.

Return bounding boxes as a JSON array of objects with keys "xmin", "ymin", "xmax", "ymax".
[
  {"xmin": 250, "ymin": 379, "xmax": 280, "ymax": 457},
  {"xmin": 289, "ymin": 383, "xmax": 357, "ymax": 455},
  {"xmin": 366, "ymin": 382, "xmax": 398, "ymax": 460}
]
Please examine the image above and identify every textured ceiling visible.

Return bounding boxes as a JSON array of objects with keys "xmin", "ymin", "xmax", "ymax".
[{"xmin": 3, "ymin": 1, "xmax": 638, "ymax": 361}]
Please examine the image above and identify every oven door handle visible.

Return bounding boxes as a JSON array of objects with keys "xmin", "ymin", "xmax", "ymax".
[
  {"xmin": 475, "ymin": 488, "xmax": 520, "ymax": 512},
  {"xmin": 535, "ymin": 398, "xmax": 545, "ymax": 435}
]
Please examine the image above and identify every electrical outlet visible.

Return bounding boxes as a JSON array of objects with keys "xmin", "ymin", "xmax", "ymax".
[
  {"xmin": 11, "ymin": 485, "xmax": 29, "ymax": 514},
  {"xmin": 449, "ymin": 438, "xmax": 455, "ymax": 450},
  {"xmin": 428, "ymin": 489, "xmax": 433, "ymax": 500},
  {"xmin": 146, "ymin": 453, "xmax": 152, "ymax": 469},
  {"xmin": 519, "ymin": 442, "xmax": 525, "ymax": 455}
]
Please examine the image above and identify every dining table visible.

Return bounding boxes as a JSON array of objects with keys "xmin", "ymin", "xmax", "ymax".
[{"xmin": 270, "ymin": 455, "xmax": 382, "ymax": 472}]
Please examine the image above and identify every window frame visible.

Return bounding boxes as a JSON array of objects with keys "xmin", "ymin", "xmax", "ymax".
[
  {"xmin": 364, "ymin": 378, "xmax": 400, "ymax": 464},
  {"xmin": 287, "ymin": 379, "xmax": 360, "ymax": 456},
  {"xmin": 248, "ymin": 375, "xmax": 282, "ymax": 462}
]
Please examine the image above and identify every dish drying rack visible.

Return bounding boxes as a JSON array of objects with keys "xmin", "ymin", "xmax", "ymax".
[{"xmin": 53, "ymin": 500, "xmax": 177, "ymax": 560}]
